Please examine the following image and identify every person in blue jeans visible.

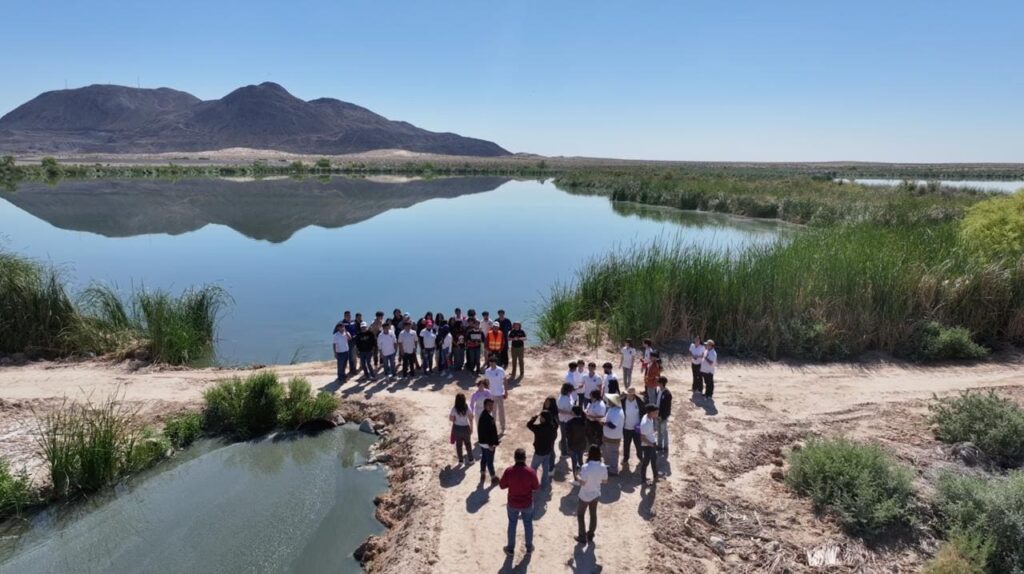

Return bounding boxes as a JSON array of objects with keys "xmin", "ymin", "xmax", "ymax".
[
  {"xmin": 478, "ymin": 399, "xmax": 500, "ymax": 482},
  {"xmin": 527, "ymin": 410, "xmax": 557, "ymax": 488},
  {"xmin": 332, "ymin": 322, "xmax": 351, "ymax": 383},
  {"xmin": 499, "ymin": 448, "xmax": 540, "ymax": 557}
]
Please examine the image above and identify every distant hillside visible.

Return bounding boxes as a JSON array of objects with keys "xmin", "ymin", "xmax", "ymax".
[{"xmin": 0, "ymin": 82, "xmax": 509, "ymax": 157}]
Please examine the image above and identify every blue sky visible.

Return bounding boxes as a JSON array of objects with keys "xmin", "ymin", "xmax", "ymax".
[{"xmin": 2, "ymin": 1, "xmax": 1021, "ymax": 162}]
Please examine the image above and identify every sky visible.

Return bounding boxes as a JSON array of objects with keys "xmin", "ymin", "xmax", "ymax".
[{"xmin": 2, "ymin": 0, "xmax": 1022, "ymax": 162}]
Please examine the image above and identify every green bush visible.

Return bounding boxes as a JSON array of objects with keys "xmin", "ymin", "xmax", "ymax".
[
  {"xmin": 913, "ymin": 322, "xmax": 989, "ymax": 361},
  {"xmin": 936, "ymin": 472, "xmax": 1024, "ymax": 573},
  {"xmin": 923, "ymin": 534, "xmax": 991, "ymax": 574},
  {"xmin": 786, "ymin": 437, "xmax": 915, "ymax": 537},
  {"xmin": 163, "ymin": 412, "xmax": 203, "ymax": 448},
  {"xmin": 960, "ymin": 192, "xmax": 1024, "ymax": 264},
  {"xmin": 0, "ymin": 458, "xmax": 34, "ymax": 518},
  {"xmin": 0, "ymin": 251, "xmax": 79, "ymax": 356},
  {"xmin": 929, "ymin": 391, "xmax": 1024, "ymax": 466},
  {"xmin": 126, "ymin": 427, "xmax": 171, "ymax": 472},
  {"xmin": 279, "ymin": 377, "xmax": 339, "ymax": 429},
  {"xmin": 203, "ymin": 371, "xmax": 283, "ymax": 439}
]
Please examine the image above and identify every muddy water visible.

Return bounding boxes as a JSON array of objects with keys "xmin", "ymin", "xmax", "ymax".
[{"xmin": 0, "ymin": 426, "xmax": 385, "ymax": 574}]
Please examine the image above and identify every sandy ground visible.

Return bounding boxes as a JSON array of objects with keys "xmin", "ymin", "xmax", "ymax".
[{"xmin": 2, "ymin": 349, "xmax": 1024, "ymax": 573}]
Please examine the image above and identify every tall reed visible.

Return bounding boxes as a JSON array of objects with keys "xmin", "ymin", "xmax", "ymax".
[{"xmin": 0, "ymin": 252, "xmax": 79, "ymax": 356}]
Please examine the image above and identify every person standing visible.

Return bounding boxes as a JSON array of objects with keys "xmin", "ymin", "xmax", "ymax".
[
  {"xmin": 622, "ymin": 387, "xmax": 645, "ymax": 467},
  {"xmin": 689, "ymin": 336, "xmax": 706, "ymax": 394},
  {"xmin": 526, "ymin": 411, "xmax": 557, "ymax": 489},
  {"xmin": 486, "ymin": 322, "xmax": 506, "ymax": 368},
  {"xmin": 620, "ymin": 339, "xmax": 637, "ymax": 388},
  {"xmin": 453, "ymin": 333, "xmax": 467, "ymax": 373},
  {"xmin": 499, "ymin": 448, "xmax": 539, "ymax": 557},
  {"xmin": 575, "ymin": 445, "xmax": 608, "ymax": 545},
  {"xmin": 465, "ymin": 320, "xmax": 484, "ymax": 374},
  {"xmin": 440, "ymin": 327, "xmax": 453, "ymax": 378},
  {"xmin": 701, "ymin": 340, "xmax": 718, "ymax": 399},
  {"xmin": 398, "ymin": 321, "xmax": 419, "ymax": 378},
  {"xmin": 377, "ymin": 322, "xmax": 398, "ymax": 379},
  {"xmin": 639, "ymin": 404, "xmax": 660, "ymax": 484},
  {"xmin": 420, "ymin": 320, "xmax": 438, "ymax": 375},
  {"xmin": 602, "ymin": 363, "xmax": 621, "ymax": 396},
  {"xmin": 581, "ymin": 363, "xmax": 603, "ymax": 408},
  {"xmin": 354, "ymin": 322, "xmax": 377, "ymax": 379},
  {"xmin": 566, "ymin": 406, "xmax": 589, "ymax": 485},
  {"xmin": 370, "ymin": 311, "xmax": 385, "ymax": 368},
  {"xmin": 507, "ymin": 322, "xmax": 527, "ymax": 379},
  {"xmin": 332, "ymin": 322, "xmax": 351, "ymax": 384},
  {"xmin": 344, "ymin": 312, "xmax": 360, "ymax": 374},
  {"xmin": 470, "ymin": 379, "xmax": 492, "ymax": 425},
  {"xmin": 601, "ymin": 394, "xmax": 624, "ymax": 476},
  {"xmin": 641, "ymin": 338, "xmax": 654, "ymax": 375},
  {"xmin": 484, "ymin": 357, "xmax": 508, "ymax": 433},
  {"xmin": 478, "ymin": 398, "xmax": 500, "ymax": 482},
  {"xmin": 565, "ymin": 361, "xmax": 585, "ymax": 406},
  {"xmin": 584, "ymin": 390, "xmax": 606, "ymax": 447},
  {"xmin": 556, "ymin": 383, "xmax": 577, "ymax": 456},
  {"xmin": 653, "ymin": 377, "xmax": 673, "ymax": 454},
  {"xmin": 644, "ymin": 352, "xmax": 662, "ymax": 392},
  {"xmin": 450, "ymin": 393, "xmax": 474, "ymax": 464},
  {"xmin": 496, "ymin": 309, "xmax": 513, "ymax": 368}
]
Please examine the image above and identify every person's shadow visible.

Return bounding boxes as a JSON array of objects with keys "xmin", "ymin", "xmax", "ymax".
[
  {"xmin": 559, "ymin": 489, "xmax": 579, "ymax": 517},
  {"xmin": 466, "ymin": 479, "xmax": 497, "ymax": 513},
  {"xmin": 500, "ymin": 551, "xmax": 532, "ymax": 573},
  {"xmin": 638, "ymin": 483, "xmax": 657, "ymax": 520},
  {"xmin": 570, "ymin": 542, "xmax": 601, "ymax": 573},
  {"xmin": 439, "ymin": 463, "xmax": 466, "ymax": 488},
  {"xmin": 691, "ymin": 392, "xmax": 718, "ymax": 416},
  {"xmin": 533, "ymin": 485, "xmax": 553, "ymax": 520}
]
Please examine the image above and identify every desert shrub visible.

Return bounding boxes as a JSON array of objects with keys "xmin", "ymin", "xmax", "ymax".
[
  {"xmin": 163, "ymin": 412, "xmax": 203, "ymax": 448},
  {"xmin": 786, "ymin": 437, "xmax": 915, "ymax": 537},
  {"xmin": 0, "ymin": 458, "xmax": 34, "ymax": 518},
  {"xmin": 929, "ymin": 391, "xmax": 1024, "ymax": 466},
  {"xmin": 203, "ymin": 371, "xmax": 283, "ymax": 439},
  {"xmin": 923, "ymin": 534, "xmax": 991, "ymax": 574},
  {"xmin": 936, "ymin": 472, "xmax": 1024, "ymax": 573},
  {"xmin": 960, "ymin": 192, "xmax": 1024, "ymax": 264},
  {"xmin": 126, "ymin": 427, "xmax": 171, "ymax": 472},
  {"xmin": 913, "ymin": 322, "xmax": 989, "ymax": 361},
  {"xmin": 279, "ymin": 377, "xmax": 339, "ymax": 429}
]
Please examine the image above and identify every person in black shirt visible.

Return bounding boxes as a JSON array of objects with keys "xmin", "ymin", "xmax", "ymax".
[
  {"xmin": 566, "ymin": 406, "xmax": 589, "ymax": 484},
  {"xmin": 465, "ymin": 320, "xmax": 485, "ymax": 374},
  {"xmin": 508, "ymin": 322, "xmax": 527, "ymax": 379},
  {"xmin": 526, "ymin": 410, "xmax": 557, "ymax": 488},
  {"xmin": 354, "ymin": 322, "xmax": 377, "ymax": 379},
  {"xmin": 653, "ymin": 376, "xmax": 673, "ymax": 454},
  {"xmin": 478, "ymin": 399, "xmax": 500, "ymax": 482},
  {"xmin": 497, "ymin": 309, "xmax": 513, "ymax": 367}
]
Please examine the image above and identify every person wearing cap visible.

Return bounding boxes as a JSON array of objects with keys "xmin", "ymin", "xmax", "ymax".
[
  {"xmin": 332, "ymin": 322, "xmax": 351, "ymax": 384},
  {"xmin": 701, "ymin": 339, "xmax": 717, "ymax": 399},
  {"xmin": 601, "ymin": 393, "xmax": 624, "ymax": 476},
  {"xmin": 575, "ymin": 445, "xmax": 608, "ymax": 545},
  {"xmin": 499, "ymin": 447, "xmax": 539, "ymax": 557},
  {"xmin": 420, "ymin": 319, "xmax": 438, "ymax": 375},
  {"xmin": 354, "ymin": 322, "xmax": 377, "ymax": 379},
  {"xmin": 507, "ymin": 321, "xmax": 527, "ymax": 379},
  {"xmin": 526, "ymin": 410, "xmax": 557, "ymax": 489},
  {"xmin": 621, "ymin": 387, "xmax": 646, "ymax": 467},
  {"xmin": 484, "ymin": 356, "xmax": 508, "ymax": 433},
  {"xmin": 638, "ymin": 404, "xmax": 660, "ymax": 484},
  {"xmin": 398, "ymin": 321, "xmax": 419, "ymax": 377},
  {"xmin": 486, "ymin": 322, "xmax": 506, "ymax": 367},
  {"xmin": 601, "ymin": 362, "xmax": 620, "ymax": 396},
  {"xmin": 581, "ymin": 363, "xmax": 603, "ymax": 408},
  {"xmin": 465, "ymin": 320, "xmax": 484, "ymax": 375},
  {"xmin": 497, "ymin": 309, "xmax": 513, "ymax": 367},
  {"xmin": 377, "ymin": 321, "xmax": 398, "ymax": 379},
  {"xmin": 652, "ymin": 376, "xmax": 673, "ymax": 454},
  {"xmin": 689, "ymin": 336, "xmax": 706, "ymax": 394},
  {"xmin": 619, "ymin": 338, "xmax": 637, "ymax": 388}
]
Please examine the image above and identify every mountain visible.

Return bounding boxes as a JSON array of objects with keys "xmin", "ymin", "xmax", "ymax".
[
  {"xmin": 0, "ymin": 82, "xmax": 509, "ymax": 156},
  {"xmin": 1, "ymin": 176, "xmax": 511, "ymax": 242}
]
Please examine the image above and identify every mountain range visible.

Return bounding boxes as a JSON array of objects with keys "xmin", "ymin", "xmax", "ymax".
[{"xmin": 0, "ymin": 82, "xmax": 509, "ymax": 156}]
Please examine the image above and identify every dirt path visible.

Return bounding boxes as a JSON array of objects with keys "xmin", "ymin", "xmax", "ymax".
[{"xmin": 2, "ymin": 352, "xmax": 1023, "ymax": 572}]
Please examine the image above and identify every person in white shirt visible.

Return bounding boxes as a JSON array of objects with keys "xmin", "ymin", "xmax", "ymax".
[
  {"xmin": 581, "ymin": 362, "xmax": 603, "ymax": 408},
  {"xmin": 449, "ymin": 393, "xmax": 474, "ymax": 464},
  {"xmin": 565, "ymin": 361, "xmax": 585, "ymax": 405},
  {"xmin": 377, "ymin": 322, "xmax": 398, "ymax": 379},
  {"xmin": 441, "ymin": 330, "xmax": 454, "ymax": 379},
  {"xmin": 700, "ymin": 339, "xmax": 718, "ymax": 399},
  {"xmin": 420, "ymin": 321, "xmax": 438, "ymax": 375},
  {"xmin": 575, "ymin": 445, "xmax": 608, "ymax": 544},
  {"xmin": 332, "ymin": 322, "xmax": 351, "ymax": 383},
  {"xmin": 397, "ymin": 322, "xmax": 419, "ymax": 377},
  {"xmin": 470, "ymin": 379, "xmax": 492, "ymax": 423},
  {"xmin": 689, "ymin": 336, "xmax": 706, "ymax": 394},
  {"xmin": 638, "ymin": 405, "xmax": 660, "ymax": 484},
  {"xmin": 619, "ymin": 339, "xmax": 637, "ymax": 388},
  {"xmin": 484, "ymin": 357, "xmax": 508, "ymax": 433},
  {"xmin": 601, "ymin": 394, "xmax": 625, "ymax": 476},
  {"xmin": 584, "ymin": 390, "xmax": 606, "ymax": 446},
  {"xmin": 621, "ymin": 387, "xmax": 645, "ymax": 466},
  {"xmin": 556, "ymin": 383, "xmax": 577, "ymax": 456},
  {"xmin": 641, "ymin": 339, "xmax": 653, "ymax": 374}
]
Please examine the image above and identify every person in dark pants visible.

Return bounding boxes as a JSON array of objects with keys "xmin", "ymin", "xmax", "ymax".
[
  {"xmin": 526, "ymin": 410, "xmax": 557, "ymax": 488},
  {"xmin": 566, "ymin": 406, "xmax": 589, "ymax": 484},
  {"xmin": 497, "ymin": 309, "xmax": 513, "ymax": 368},
  {"xmin": 344, "ymin": 312, "xmax": 359, "ymax": 374},
  {"xmin": 478, "ymin": 399, "xmax": 500, "ymax": 482},
  {"xmin": 332, "ymin": 322, "xmax": 351, "ymax": 383},
  {"xmin": 354, "ymin": 322, "xmax": 377, "ymax": 379},
  {"xmin": 621, "ymin": 386, "xmax": 645, "ymax": 466},
  {"xmin": 575, "ymin": 445, "xmax": 608, "ymax": 544},
  {"xmin": 689, "ymin": 336, "xmax": 706, "ymax": 394},
  {"xmin": 654, "ymin": 376, "xmax": 672, "ymax": 454},
  {"xmin": 638, "ymin": 404, "xmax": 660, "ymax": 484},
  {"xmin": 397, "ymin": 321, "xmax": 418, "ymax": 377},
  {"xmin": 508, "ymin": 322, "xmax": 527, "ymax": 379},
  {"xmin": 465, "ymin": 320, "xmax": 484, "ymax": 374},
  {"xmin": 701, "ymin": 339, "xmax": 718, "ymax": 399}
]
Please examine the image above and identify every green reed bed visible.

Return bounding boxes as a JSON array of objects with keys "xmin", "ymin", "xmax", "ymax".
[
  {"xmin": 0, "ymin": 252, "xmax": 80, "ymax": 356},
  {"xmin": 538, "ymin": 223, "xmax": 1024, "ymax": 360}
]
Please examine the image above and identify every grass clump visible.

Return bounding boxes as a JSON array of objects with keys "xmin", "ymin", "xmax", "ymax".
[
  {"xmin": 786, "ymin": 437, "xmax": 915, "ymax": 537},
  {"xmin": 929, "ymin": 391, "xmax": 1024, "ymax": 466},
  {"xmin": 203, "ymin": 371, "xmax": 284, "ymax": 439},
  {"xmin": 280, "ymin": 377, "xmax": 339, "ymax": 429},
  {"xmin": 0, "ymin": 458, "xmax": 34, "ymax": 518},
  {"xmin": 0, "ymin": 251, "xmax": 79, "ymax": 356},
  {"xmin": 913, "ymin": 322, "xmax": 989, "ymax": 361},
  {"xmin": 960, "ymin": 191, "xmax": 1024, "ymax": 265},
  {"xmin": 163, "ymin": 412, "xmax": 203, "ymax": 448},
  {"xmin": 935, "ymin": 472, "xmax": 1024, "ymax": 573},
  {"xmin": 536, "ymin": 285, "xmax": 579, "ymax": 343},
  {"xmin": 923, "ymin": 534, "xmax": 991, "ymax": 574}
]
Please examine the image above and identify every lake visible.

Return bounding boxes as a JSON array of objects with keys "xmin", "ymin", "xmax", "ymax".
[
  {"xmin": 0, "ymin": 427, "xmax": 385, "ymax": 574},
  {"xmin": 844, "ymin": 178, "xmax": 1023, "ymax": 193},
  {"xmin": 0, "ymin": 176, "xmax": 785, "ymax": 365}
]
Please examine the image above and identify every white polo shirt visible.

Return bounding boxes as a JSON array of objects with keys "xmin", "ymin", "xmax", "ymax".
[
  {"xmin": 621, "ymin": 346, "xmax": 637, "ymax": 369},
  {"xmin": 640, "ymin": 415, "xmax": 657, "ymax": 445},
  {"xmin": 420, "ymin": 329, "xmax": 437, "ymax": 349},
  {"xmin": 556, "ymin": 393, "xmax": 576, "ymax": 423},
  {"xmin": 377, "ymin": 331, "xmax": 397, "ymax": 355},
  {"xmin": 332, "ymin": 331, "xmax": 349, "ymax": 353},
  {"xmin": 582, "ymin": 374, "xmax": 603, "ymax": 396},
  {"xmin": 690, "ymin": 343, "xmax": 706, "ymax": 365},
  {"xmin": 701, "ymin": 348, "xmax": 718, "ymax": 374},
  {"xmin": 485, "ymin": 366, "xmax": 506, "ymax": 396},
  {"xmin": 578, "ymin": 461, "xmax": 608, "ymax": 503},
  {"xmin": 398, "ymin": 330, "xmax": 418, "ymax": 354},
  {"xmin": 603, "ymin": 406, "xmax": 624, "ymax": 440}
]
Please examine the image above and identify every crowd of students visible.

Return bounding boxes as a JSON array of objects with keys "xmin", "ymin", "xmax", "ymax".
[
  {"xmin": 331, "ymin": 307, "xmax": 528, "ymax": 384},
  {"xmin": 445, "ymin": 336, "xmax": 720, "ymax": 557}
]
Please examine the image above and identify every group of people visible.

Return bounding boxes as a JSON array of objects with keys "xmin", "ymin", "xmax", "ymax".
[
  {"xmin": 331, "ymin": 308, "xmax": 528, "ymax": 384},
  {"xmin": 446, "ymin": 335, "xmax": 720, "ymax": 557}
]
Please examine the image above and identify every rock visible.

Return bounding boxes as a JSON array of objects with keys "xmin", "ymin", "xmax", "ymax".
[
  {"xmin": 359, "ymin": 419, "xmax": 377, "ymax": 434},
  {"xmin": 353, "ymin": 537, "xmax": 381, "ymax": 563},
  {"xmin": 681, "ymin": 498, "xmax": 697, "ymax": 509},
  {"xmin": 765, "ymin": 541, "xmax": 781, "ymax": 553},
  {"xmin": 0, "ymin": 357, "xmax": 12, "ymax": 366},
  {"xmin": 373, "ymin": 495, "xmax": 384, "ymax": 506},
  {"xmin": 701, "ymin": 503, "xmax": 723, "ymax": 525},
  {"xmin": 770, "ymin": 469, "xmax": 785, "ymax": 481},
  {"xmin": 710, "ymin": 536, "xmax": 726, "ymax": 556},
  {"xmin": 951, "ymin": 442, "xmax": 984, "ymax": 466},
  {"xmin": 331, "ymin": 414, "xmax": 347, "ymax": 426},
  {"xmin": 790, "ymin": 443, "xmax": 802, "ymax": 452},
  {"xmin": 372, "ymin": 453, "xmax": 394, "ymax": 464},
  {"xmin": 771, "ymin": 458, "xmax": 784, "ymax": 467}
]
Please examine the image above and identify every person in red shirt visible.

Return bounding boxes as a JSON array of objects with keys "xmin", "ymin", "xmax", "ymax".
[{"xmin": 499, "ymin": 448, "xmax": 539, "ymax": 557}]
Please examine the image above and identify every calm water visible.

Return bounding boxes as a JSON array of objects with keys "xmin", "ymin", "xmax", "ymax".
[
  {"xmin": 0, "ymin": 427, "xmax": 385, "ymax": 574},
  {"xmin": 846, "ymin": 178, "xmax": 1024, "ymax": 193},
  {"xmin": 0, "ymin": 176, "xmax": 784, "ymax": 364}
]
